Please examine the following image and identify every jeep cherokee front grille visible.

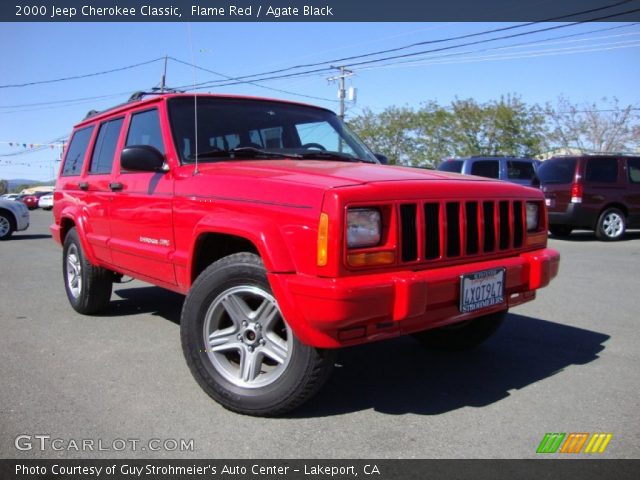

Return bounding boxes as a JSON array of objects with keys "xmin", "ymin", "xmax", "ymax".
[{"xmin": 399, "ymin": 199, "xmax": 526, "ymax": 264}]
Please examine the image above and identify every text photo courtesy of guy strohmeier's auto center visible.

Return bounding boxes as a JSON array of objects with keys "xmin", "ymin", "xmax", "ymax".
[{"xmin": 1, "ymin": 0, "xmax": 639, "ymax": 468}]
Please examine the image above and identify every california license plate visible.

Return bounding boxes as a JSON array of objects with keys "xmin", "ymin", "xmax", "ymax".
[{"xmin": 459, "ymin": 268, "xmax": 505, "ymax": 313}]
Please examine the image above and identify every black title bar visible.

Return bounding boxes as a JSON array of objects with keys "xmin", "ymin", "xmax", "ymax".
[
  {"xmin": 2, "ymin": 459, "xmax": 640, "ymax": 480},
  {"xmin": 4, "ymin": 0, "xmax": 640, "ymax": 22}
]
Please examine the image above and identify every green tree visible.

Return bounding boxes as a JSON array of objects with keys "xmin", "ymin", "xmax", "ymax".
[
  {"xmin": 348, "ymin": 95, "xmax": 546, "ymax": 168},
  {"xmin": 0, "ymin": 179, "xmax": 7, "ymax": 195},
  {"xmin": 348, "ymin": 106, "xmax": 426, "ymax": 166},
  {"xmin": 447, "ymin": 95, "xmax": 545, "ymax": 158}
]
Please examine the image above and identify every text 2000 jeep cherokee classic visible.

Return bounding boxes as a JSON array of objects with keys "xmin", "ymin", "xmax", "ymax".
[{"xmin": 52, "ymin": 93, "xmax": 559, "ymax": 416}]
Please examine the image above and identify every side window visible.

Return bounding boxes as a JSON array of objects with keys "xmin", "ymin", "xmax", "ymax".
[
  {"xmin": 61, "ymin": 126, "xmax": 94, "ymax": 176},
  {"xmin": 125, "ymin": 109, "xmax": 165, "ymax": 153},
  {"xmin": 507, "ymin": 161, "xmax": 535, "ymax": 180},
  {"xmin": 89, "ymin": 117, "xmax": 124, "ymax": 174},
  {"xmin": 627, "ymin": 158, "xmax": 640, "ymax": 184},
  {"xmin": 585, "ymin": 158, "xmax": 618, "ymax": 183},
  {"xmin": 471, "ymin": 160, "xmax": 500, "ymax": 178}
]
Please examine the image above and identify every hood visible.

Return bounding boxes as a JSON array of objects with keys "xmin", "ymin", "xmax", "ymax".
[{"xmin": 190, "ymin": 160, "xmax": 492, "ymax": 189}]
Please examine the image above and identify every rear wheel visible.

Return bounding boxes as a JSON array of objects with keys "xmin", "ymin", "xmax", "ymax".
[
  {"xmin": 0, "ymin": 212, "xmax": 15, "ymax": 240},
  {"xmin": 181, "ymin": 252, "xmax": 335, "ymax": 416},
  {"xmin": 62, "ymin": 228, "xmax": 113, "ymax": 314},
  {"xmin": 412, "ymin": 310, "xmax": 507, "ymax": 351},
  {"xmin": 596, "ymin": 208, "xmax": 625, "ymax": 241},
  {"xmin": 549, "ymin": 225, "xmax": 572, "ymax": 238}
]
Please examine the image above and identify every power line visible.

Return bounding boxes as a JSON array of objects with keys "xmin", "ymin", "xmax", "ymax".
[
  {"xmin": 168, "ymin": 57, "xmax": 338, "ymax": 103},
  {"xmin": 355, "ymin": 23, "xmax": 640, "ymax": 72},
  {"xmin": 181, "ymin": 0, "xmax": 635, "ymax": 89},
  {"xmin": 0, "ymin": 91, "xmax": 131, "ymax": 109},
  {"xmin": 0, "ymin": 57, "xmax": 165, "ymax": 89},
  {"xmin": 359, "ymin": 39, "xmax": 640, "ymax": 72},
  {"xmin": 184, "ymin": 7, "xmax": 640, "ymax": 91}
]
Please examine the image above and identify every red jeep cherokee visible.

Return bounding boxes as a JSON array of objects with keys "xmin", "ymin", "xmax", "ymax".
[{"xmin": 52, "ymin": 93, "xmax": 559, "ymax": 415}]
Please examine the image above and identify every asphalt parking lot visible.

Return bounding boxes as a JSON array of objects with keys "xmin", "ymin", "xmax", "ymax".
[{"xmin": 1, "ymin": 209, "xmax": 639, "ymax": 459}]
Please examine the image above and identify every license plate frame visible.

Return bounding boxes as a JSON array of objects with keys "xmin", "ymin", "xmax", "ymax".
[{"xmin": 459, "ymin": 268, "xmax": 506, "ymax": 313}]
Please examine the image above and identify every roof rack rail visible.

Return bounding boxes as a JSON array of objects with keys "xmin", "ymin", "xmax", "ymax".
[
  {"xmin": 84, "ymin": 109, "xmax": 100, "ymax": 119},
  {"xmin": 128, "ymin": 87, "xmax": 185, "ymax": 102},
  {"xmin": 84, "ymin": 87, "xmax": 186, "ymax": 120}
]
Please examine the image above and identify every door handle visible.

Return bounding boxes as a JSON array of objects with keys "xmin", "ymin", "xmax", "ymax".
[
  {"xmin": 109, "ymin": 182, "xmax": 124, "ymax": 192},
  {"xmin": 78, "ymin": 182, "xmax": 89, "ymax": 191}
]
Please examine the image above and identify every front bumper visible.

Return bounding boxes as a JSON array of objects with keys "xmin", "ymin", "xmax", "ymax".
[{"xmin": 269, "ymin": 248, "xmax": 560, "ymax": 348}]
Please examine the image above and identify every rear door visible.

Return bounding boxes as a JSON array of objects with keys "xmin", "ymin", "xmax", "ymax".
[
  {"xmin": 582, "ymin": 157, "xmax": 621, "ymax": 213},
  {"xmin": 108, "ymin": 106, "xmax": 176, "ymax": 284},
  {"xmin": 537, "ymin": 157, "xmax": 577, "ymax": 213},
  {"xmin": 84, "ymin": 116, "xmax": 124, "ymax": 263}
]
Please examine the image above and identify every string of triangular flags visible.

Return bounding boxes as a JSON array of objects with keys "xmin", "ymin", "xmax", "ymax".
[{"xmin": 1, "ymin": 141, "xmax": 64, "ymax": 149}]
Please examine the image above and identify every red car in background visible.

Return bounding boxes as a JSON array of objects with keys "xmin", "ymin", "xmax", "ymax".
[
  {"xmin": 16, "ymin": 191, "xmax": 51, "ymax": 210},
  {"xmin": 16, "ymin": 194, "xmax": 39, "ymax": 210}
]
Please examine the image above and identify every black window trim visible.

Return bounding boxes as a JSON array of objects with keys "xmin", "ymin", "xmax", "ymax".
[
  {"xmin": 124, "ymin": 107, "xmax": 166, "ymax": 153},
  {"xmin": 88, "ymin": 116, "xmax": 125, "ymax": 176},
  {"xmin": 60, "ymin": 125, "xmax": 95, "ymax": 177}
]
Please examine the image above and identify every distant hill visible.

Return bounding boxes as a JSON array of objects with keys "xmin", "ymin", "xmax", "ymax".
[{"xmin": 6, "ymin": 179, "xmax": 55, "ymax": 190}]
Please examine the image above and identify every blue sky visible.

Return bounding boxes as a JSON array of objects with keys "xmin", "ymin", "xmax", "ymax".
[{"xmin": 1, "ymin": 21, "xmax": 639, "ymax": 182}]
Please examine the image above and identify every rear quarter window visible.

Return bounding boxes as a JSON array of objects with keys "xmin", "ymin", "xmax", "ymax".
[
  {"xmin": 61, "ymin": 126, "xmax": 94, "ymax": 176},
  {"xmin": 537, "ymin": 158, "xmax": 576, "ymax": 184},
  {"xmin": 585, "ymin": 158, "xmax": 618, "ymax": 183}
]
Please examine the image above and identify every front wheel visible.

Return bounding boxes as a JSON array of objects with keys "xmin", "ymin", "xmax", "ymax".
[
  {"xmin": 62, "ymin": 228, "xmax": 113, "ymax": 314},
  {"xmin": 0, "ymin": 212, "xmax": 15, "ymax": 240},
  {"xmin": 412, "ymin": 310, "xmax": 507, "ymax": 351},
  {"xmin": 181, "ymin": 253, "xmax": 335, "ymax": 416},
  {"xmin": 596, "ymin": 208, "xmax": 626, "ymax": 241}
]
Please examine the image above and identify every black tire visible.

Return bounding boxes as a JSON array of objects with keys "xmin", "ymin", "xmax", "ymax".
[
  {"xmin": 62, "ymin": 228, "xmax": 113, "ymax": 314},
  {"xmin": 595, "ymin": 208, "xmax": 626, "ymax": 241},
  {"xmin": 549, "ymin": 225, "xmax": 573, "ymax": 238},
  {"xmin": 412, "ymin": 310, "xmax": 508, "ymax": 351},
  {"xmin": 181, "ymin": 252, "xmax": 335, "ymax": 416},
  {"xmin": 0, "ymin": 211, "xmax": 15, "ymax": 240}
]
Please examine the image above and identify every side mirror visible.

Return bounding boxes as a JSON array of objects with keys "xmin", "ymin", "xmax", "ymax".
[
  {"xmin": 374, "ymin": 153, "xmax": 389, "ymax": 165},
  {"xmin": 120, "ymin": 145, "xmax": 167, "ymax": 172}
]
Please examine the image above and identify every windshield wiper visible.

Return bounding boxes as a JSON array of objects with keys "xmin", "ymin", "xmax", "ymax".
[
  {"xmin": 299, "ymin": 151, "xmax": 374, "ymax": 163},
  {"xmin": 187, "ymin": 147, "xmax": 302, "ymax": 161}
]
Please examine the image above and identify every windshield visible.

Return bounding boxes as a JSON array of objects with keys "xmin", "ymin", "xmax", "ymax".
[{"xmin": 167, "ymin": 97, "xmax": 377, "ymax": 164}]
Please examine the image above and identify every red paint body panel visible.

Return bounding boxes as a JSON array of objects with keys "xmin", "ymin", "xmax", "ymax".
[{"xmin": 52, "ymin": 93, "xmax": 560, "ymax": 348}]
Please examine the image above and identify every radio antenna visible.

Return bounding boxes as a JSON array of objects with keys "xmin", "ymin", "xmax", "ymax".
[{"xmin": 187, "ymin": 24, "xmax": 199, "ymax": 175}]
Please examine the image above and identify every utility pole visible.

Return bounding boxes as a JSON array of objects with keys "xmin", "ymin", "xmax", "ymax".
[
  {"xmin": 327, "ymin": 66, "xmax": 353, "ymax": 120},
  {"xmin": 160, "ymin": 55, "xmax": 168, "ymax": 92}
]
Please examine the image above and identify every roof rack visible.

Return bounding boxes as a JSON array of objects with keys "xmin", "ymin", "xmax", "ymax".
[{"xmin": 84, "ymin": 87, "xmax": 185, "ymax": 120}]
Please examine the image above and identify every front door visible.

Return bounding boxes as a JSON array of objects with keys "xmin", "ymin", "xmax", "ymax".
[{"xmin": 108, "ymin": 107, "xmax": 176, "ymax": 284}]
